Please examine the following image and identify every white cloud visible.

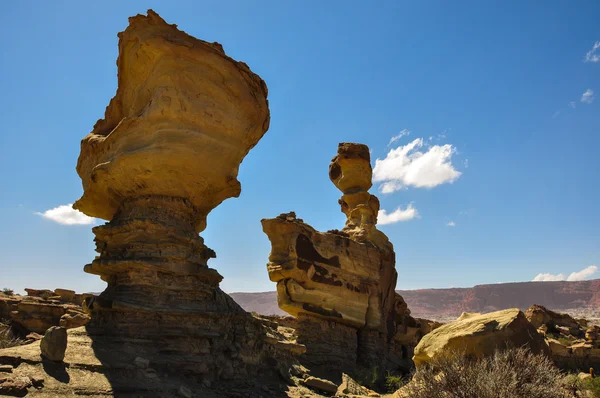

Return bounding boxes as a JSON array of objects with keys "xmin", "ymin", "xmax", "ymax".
[
  {"xmin": 388, "ymin": 129, "xmax": 410, "ymax": 146},
  {"xmin": 581, "ymin": 89, "xmax": 595, "ymax": 104},
  {"xmin": 569, "ymin": 101, "xmax": 576, "ymax": 109},
  {"xmin": 464, "ymin": 159, "xmax": 469, "ymax": 168},
  {"xmin": 533, "ymin": 265, "xmax": 598, "ymax": 282},
  {"xmin": 584, "ymin": 41, "xmax": 600, "ymax": 63},
  {"xmin": 373, "ymin": 138, "xmax": 462, "ymax": 193},
  {"xmin": 532, "ymin": 272, "xmax": 567, "ymax": 282},
  {"xmin": 447, "ymin": 221, "xmax": 456, "ymax": 227},
  {"xmin": 35, "ymin": 204, "xmax": 96, "ymax": 225},
  {"xmin": 378, "ymin": 203, "xmax": 419, "ymax": 225},
  {"xmin": 567, "ymin": 265, "xmax": 598, "ymax": 281}
]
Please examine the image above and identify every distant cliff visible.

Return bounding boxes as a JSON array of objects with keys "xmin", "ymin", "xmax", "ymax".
[{"xmin": 230, "ymin": 279, "xmax": 600, "ymax": 319}]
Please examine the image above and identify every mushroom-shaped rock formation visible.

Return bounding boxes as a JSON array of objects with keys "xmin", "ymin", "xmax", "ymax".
[
  {"xmin": 74, "ymin": 10, "xmax": 300, "ymax": 381},
  {"xmin": 262, "ymin": 143, "xmax": 423, "ymax": 375}
]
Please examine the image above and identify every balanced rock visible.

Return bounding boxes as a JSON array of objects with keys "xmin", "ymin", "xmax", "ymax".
[
  {"xmin": 72, "ymin": 10, "xmax": 303, "ymax": 383},
  {"xmin": 262, "ymin": 143, "xmax": 423, "ymax": 376},
  {"xmin": 413, "ymin": 309, "xmax": 549, "ymax": 367},
  {"xmin": 40, "ymin": 326, "xmax": 67, "ymax": 362}
]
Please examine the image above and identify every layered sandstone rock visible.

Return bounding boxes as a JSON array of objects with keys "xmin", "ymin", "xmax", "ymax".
[
  {"xmin": 528, "ymin": 304, "xmax": 600, "ymax": 370},
  {"xmin": 412, "ymin": 309, "xmax": 549, "ymax": 367},
  {"xmin": 0, "ymin": 289, "xmax": 89, "ymax": 334},
  {"xmin": 262, "ymin": 143, "xmax": 422, "ymax": 376},
  {"xmin": 71, "ymin": 10, "xmax": 305, "ymax": 383}
]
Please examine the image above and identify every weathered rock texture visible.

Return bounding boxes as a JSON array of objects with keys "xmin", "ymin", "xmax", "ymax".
[
  {"xmin": 262, "ymin": 143, "xmax": 427, "ymax": 376},
  {"xmin": 529, "ymin": 304, "xmax": 600, "ymax": 371},
  {"xmin": 71, "ymin": 10, "xmax": 303, "ymax": 383},
  {"xmin": 0, "ymin": 289, "xmax": 90, "ymax": 334},
  {"xmin": 412, "ymin": 308, "xmax": 549, "ymax": 367},
  {"xmin": 40, "ymin": 326, "xmax": 67, "ymax": 362}
]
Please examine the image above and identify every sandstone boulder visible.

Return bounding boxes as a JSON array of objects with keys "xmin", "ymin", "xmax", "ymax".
[
  {"xmin": 40, "ymin": 326, "xmax": 67, "ymax": 362},
  {"xmin": 0, "ymin": 290, "xmax": 89, "ymax": 334},
  {"xmin": 59, "ymin": 312, "xmax": 90, "ymax": 329},
  {"xmin": 525, "ymin": 304, "xmax": 580, "ymax": 330},
  {"xmin": 413, "ymin": 308, "xmax": 549, "ymax": 367},
  {"xmin": 304, "ymin": 376, "xmax": 338, "ymax": 393},
  {"xmin": 336, "ymin": 373, "xmax": 379, "ymax": 396}
]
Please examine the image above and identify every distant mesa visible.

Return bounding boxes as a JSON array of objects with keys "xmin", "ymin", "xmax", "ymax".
[{"xmin": 230, "ymin": 278, "xmax": 600, "ymax": 321}]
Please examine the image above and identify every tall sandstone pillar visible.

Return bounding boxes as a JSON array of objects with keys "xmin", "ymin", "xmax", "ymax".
[
  {"xmin": 262, "ymin": 143, "xmax": 400, "ymax": 374},
  {"xmin": 74, "ymin": 10, "xmax": 283, "ymax": 380}
]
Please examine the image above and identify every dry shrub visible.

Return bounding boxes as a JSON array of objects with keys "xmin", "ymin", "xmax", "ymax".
[
  {"xmin": 402, "ymin": 347, "xmax": 569, "ymax": 398},
  {"xmin": 0, "ymin": 320, "xmax": 24, "ymax": 349}
]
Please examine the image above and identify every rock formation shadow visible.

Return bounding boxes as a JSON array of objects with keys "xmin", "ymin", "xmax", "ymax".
[{"xmin": 41, "ymin": 358, "xmax": 70, "ymax": 383}]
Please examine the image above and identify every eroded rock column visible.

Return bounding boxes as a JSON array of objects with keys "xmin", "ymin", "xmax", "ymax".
[
  {"xmin": 74, "ymin": 10, "xmax": 286, "ymax": 379},
  {"xmin": 262, "ymin": 143, "xmax": 400, "ymax": 374}
]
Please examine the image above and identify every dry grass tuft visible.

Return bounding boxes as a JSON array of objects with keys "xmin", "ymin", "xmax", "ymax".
[{"xmin": 0, "ymin": 320, "xmax": 25, "ymax": 349}]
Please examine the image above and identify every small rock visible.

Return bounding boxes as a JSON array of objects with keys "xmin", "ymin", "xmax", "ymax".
[
  {"xmin": 336, "ymin": 373, "xmax": 379, "ymax": 396},
  {"xmin": 31, "ymin": 375, "xmax": 45, "ymax": 388},
  {"xmin": 0, "ymin": 365, "xmax": 13, "ymax": 373},
  {"xmin": 578, "ymin": 372, "xmax": 592, "ymax": 381},
  {"xmin": 304, "ymin": 376, "xmax": 338, "ymax": 394},
  {"xmin": 178, "ymin": 385, "xmax": 192, "ymax": 397},
  {"xmin": 202, "ymin": 379, "xmax": 211, "ymax": 388},
  {"xmin": 26, "ymin": 332, "xmax": 42, "ymax": 341},
  {"xmin": 0, "ymin": 376, "xmax": 31, "ymax": 396},
  {"xmin": 145, "ymin": 369, "xmax": 158, "ymax": 379},
  {"xmin": 133, "ymin": 356, "xmax": 150, "ymax": 369},
  {"xmin": 40, "ymin": 326, "xmax": 67, "ymax": 362}
]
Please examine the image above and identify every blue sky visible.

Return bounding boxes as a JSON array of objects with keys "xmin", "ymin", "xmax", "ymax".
[{"xmin": 0, "ymin": 1, "xmax": 598, "ymax": 294}]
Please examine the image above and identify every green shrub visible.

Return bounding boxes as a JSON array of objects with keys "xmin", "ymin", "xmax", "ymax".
[
  {"xmin": 385, "ymin": 372, "xmax": 405, "ymax": 392},
  {"xmin": 400, "ymin": 347, "xmax": 569, "ymax": 398},
  {"xmin": 2, "ymin": 288, "xmax": 14, "ymax": 296},
  {"xmin": 581, "ymin": 376, "xmax": 600, "ymax": 397}
]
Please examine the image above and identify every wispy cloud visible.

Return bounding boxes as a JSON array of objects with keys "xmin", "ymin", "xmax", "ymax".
[
  {"xmin": 388, "ymin": 129, "xmax": 410, "ymax": 146},
  {"xmin": 35, "ymin": 204, "xmax": 96, "ymax": 225},
  {"xmin": 584, "ymin": 41, "xmax": 600, "ymax": 63},
  {"xmin": 378, "ymin": 203, "xmax": 419, "ymax": 225},
  {"xmin": 373, "ymin": 138, "xmax": 462, "ymax": 193},
  {"xmin": 532, "ymin": 265, "xmax": 598, "ymax": 282},
  {"xmin": 446, "ymin": 221, "xmax": 456, "ymax": 227},
  {"xmin": 569, "ymin": 101, "xmax": 576, "ymax": 109},
  {"xmin": 581, "ymin": 89, "xmax": 595, "ymax": 104}
]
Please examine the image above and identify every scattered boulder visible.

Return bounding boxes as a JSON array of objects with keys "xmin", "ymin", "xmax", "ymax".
[
  {"xmin": 525, "ymin": 305, "xmax": 600, "ymax": 370},
  {"xmin": 0, "ymin": 289, "xmax": 90, "ymax": 334},
  {"xmin": 413, "ymin": 308, "xmax": 549, "ymax": 367},
  {"xmin": 0, "ymin": 376, "xmax": 31, "ymax": 397},
  {"xmin": 304, "ymin": 376, "xmax": 338, "ymax": 394},
  {"xmin": 59, "ymin": 311, "xmax": 89, "ymax": 329},
  {"xmin": 525, "ymin": 304, "xmax": 580, "ymax": 330},
  {"xmin": 40, "ymin": 326, "xmax": 67, "ymax": 362},
  {"xmin": 336, "ymin": 373, "xmax": 379, "ymax": 396}
]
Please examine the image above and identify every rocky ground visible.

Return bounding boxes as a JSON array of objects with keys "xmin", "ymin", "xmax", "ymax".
[{"xmin": 0, "ymin": 289, "xmax": 90, "ymax": 336}]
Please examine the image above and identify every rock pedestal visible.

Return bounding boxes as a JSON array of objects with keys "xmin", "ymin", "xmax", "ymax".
[
  {"xmin": 262, "ymin": 143, "xmax": 420, "ymax": 376},
  {"xmin": 73, "ymin": 10, "xmax": 299, "ymax": 380}
]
